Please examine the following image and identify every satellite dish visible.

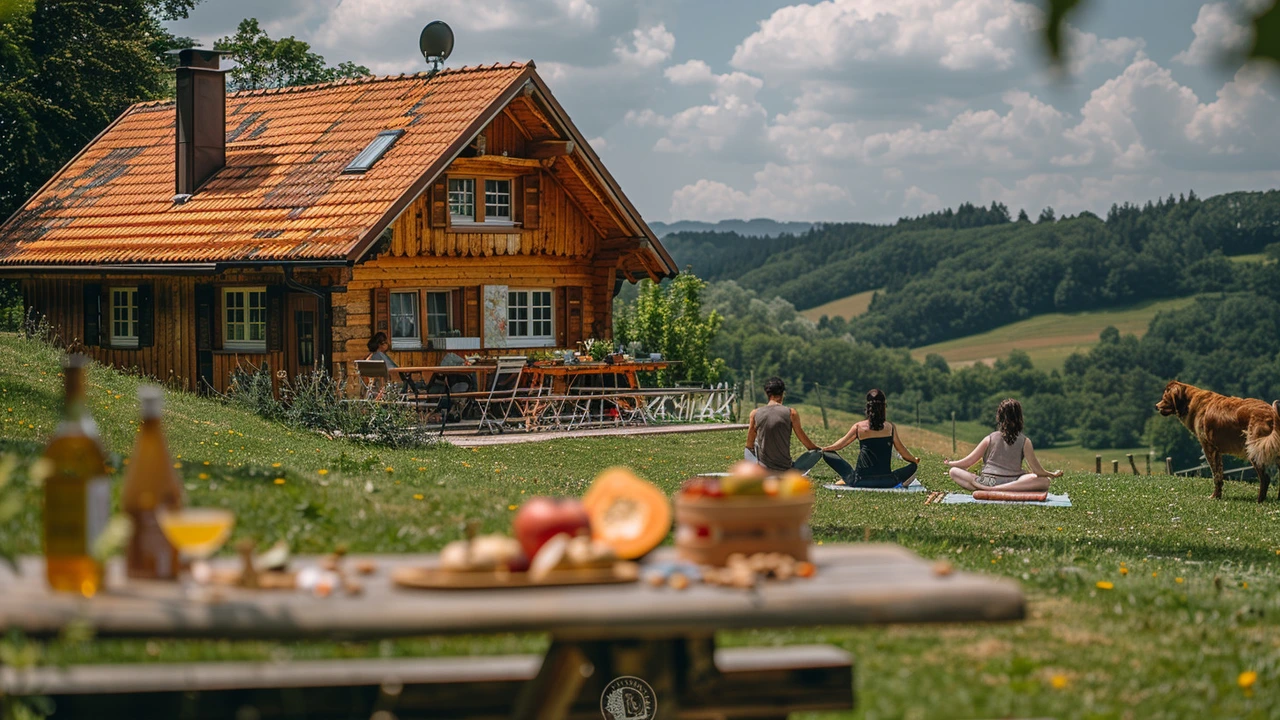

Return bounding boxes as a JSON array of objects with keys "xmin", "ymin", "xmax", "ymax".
[{"xmin": 419, "ymin": 21, "xmax": 454, "ymax": 74}]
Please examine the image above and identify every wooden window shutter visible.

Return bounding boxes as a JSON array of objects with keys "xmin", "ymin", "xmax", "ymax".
[
  {"xmin": 265, "ymin": 285, "xmax": 286, "ymax": 353},
  {"xmin": 82, "ymin": 283, "xmax": 102, "ymax": 347},
  {"xmin": 463, "ymin": 286, "xmax": 480, "ymax": 338},
  {"xmin": 428, "ymin": 180, "xmax": 448, "ymax": 228},
  {"xmin": 371, "ymin": 287, "xmax": 390, "ymax": 336},
  {"xmin": 137, "ymin": 284, "xmax": 155, "ymax": 348},
  {"xmin": 565, "ymin": 286, "xmax": 584, "ymax": 348},
  {"xmin": 194, "ymin": 284, "xmax": 216, "ymax": 351},
  {"xmin": 523, "ymin": 174, "xmax": 541, "ymax": 230}
]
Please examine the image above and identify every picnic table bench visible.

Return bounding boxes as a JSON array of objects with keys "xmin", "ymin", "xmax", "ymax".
[{"xmin": 0, "ymin": 544, "xmax": 1022, "ymax": 719}]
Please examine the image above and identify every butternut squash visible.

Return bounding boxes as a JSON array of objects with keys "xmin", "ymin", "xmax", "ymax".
[{"xmin": 582, "ymin": 467, "xmax": 672, "ymax": 559}]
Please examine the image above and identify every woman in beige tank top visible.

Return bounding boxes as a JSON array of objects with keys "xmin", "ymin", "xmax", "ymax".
[{"xmin": 944, "ymin": 398, "xmax": 1062, "ymax": 492}]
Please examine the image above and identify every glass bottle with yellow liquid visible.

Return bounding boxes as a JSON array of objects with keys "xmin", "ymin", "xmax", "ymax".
[
  {"xmin": 123, "ymin": 385, "xmax": 183, "ymax": 580},
  {"xmin": 42, "ymin": 354, "xmax": 112, "ymax": 596}
]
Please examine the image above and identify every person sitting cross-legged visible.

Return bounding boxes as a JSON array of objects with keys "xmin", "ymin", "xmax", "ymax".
[
  {"xmin": 821, "ymin": 389, "xmax": 921, "ymax": 488},
  {"xmin": 945, "ymin": 398, "xmax": 1063, "ymax": 492},
  {"xmin": 746, "ymin": 377, "xmax": 820, "ymax": 473}
]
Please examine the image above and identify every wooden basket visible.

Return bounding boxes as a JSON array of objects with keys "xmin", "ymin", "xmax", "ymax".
[{"xmin": 674, "ymin": 494, "xmax": 814, "ymax": 566}]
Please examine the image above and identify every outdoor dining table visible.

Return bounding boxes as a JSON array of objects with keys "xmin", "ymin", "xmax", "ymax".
[
  {"xmin": 524, "ymin": 359, "xmax": 676, "ymax": 394},
  {"xmin": 0, "ymin": 544, "xmax": 1023, "ymax": 719}
]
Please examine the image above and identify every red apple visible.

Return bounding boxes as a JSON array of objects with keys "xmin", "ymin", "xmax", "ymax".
[{"xmin": 512, "ymin": 497, "xmax": 591, "ymax": 559}]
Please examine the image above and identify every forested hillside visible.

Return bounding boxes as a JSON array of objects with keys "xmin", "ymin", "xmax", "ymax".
[{"xmin": 665, "ymin": 191, "xmax": 1280, "ymax": 348}]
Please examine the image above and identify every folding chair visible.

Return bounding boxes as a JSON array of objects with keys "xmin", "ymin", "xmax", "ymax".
[
  {"xmin": 354, "ymin": 359, "xmax": 391, "ymax": 400},
  {"xmin": 476, "ymin": 356, "xmax": 528, "ymax": 434}
]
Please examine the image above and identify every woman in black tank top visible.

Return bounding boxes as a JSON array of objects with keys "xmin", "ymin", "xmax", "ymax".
[{"xmin": 821, "ymin": 389, "xmax": 921, "ymax": 488}]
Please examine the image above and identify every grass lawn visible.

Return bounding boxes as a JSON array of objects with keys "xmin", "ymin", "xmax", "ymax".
[
  {"xmin": 1228, "ymin": 253, "xmax": 1270, "ymax": 265},
  {"xmin": 4, "ymin": 334, "xmax": 1280, "ymax": 719},
  {"xmin": 799, "ymin": 289, "xmax": 881, "ymax": 322},
  {"xmin": 909, "ymin": 297, "xmax": 1198, "ymax": 372}
]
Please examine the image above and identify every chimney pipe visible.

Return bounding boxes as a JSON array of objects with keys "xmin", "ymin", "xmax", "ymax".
[{"xmin": 174, "ymin": 49, "xmax": 228, "ymax": 196}]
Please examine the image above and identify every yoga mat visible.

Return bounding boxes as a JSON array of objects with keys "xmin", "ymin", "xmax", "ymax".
[
  {"xmin": 941, "ymin": 492, "xmax": 1072, "ymax": 507},
  {"xmin": 823, "ymin": 479, "xmax": 927, "ymax": 493},
  {"xmin": 973, "ymin": 490, "xmax": 1047, "ymax": 502}
]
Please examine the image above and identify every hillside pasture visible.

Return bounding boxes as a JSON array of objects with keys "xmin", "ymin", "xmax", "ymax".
[
  {"xmin": 3, "ymin": 335, "xmax": 1279, "ymax": 719},
  {"xmin": 799, "ymin": 288, "xmax": 881, "ymax": 322},
  {"xmin": 910, "ymin": 296, "xmax": 1198, "ymax": 371}
]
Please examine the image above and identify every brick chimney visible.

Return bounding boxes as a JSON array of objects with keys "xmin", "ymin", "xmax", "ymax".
[{"xmin": 174, "ymin": 49, "xmax": 228, "ymax": 196}]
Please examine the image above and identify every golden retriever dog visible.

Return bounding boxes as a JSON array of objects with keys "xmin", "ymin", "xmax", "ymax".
[{"xmin": 1156, "ymin": 381, "xmax": 1280, "ymax": 502}]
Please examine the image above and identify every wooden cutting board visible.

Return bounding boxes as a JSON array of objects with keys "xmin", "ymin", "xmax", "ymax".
[{"xmin": 392, "ymin": 562, "xmax": 639, "ymax": 590}]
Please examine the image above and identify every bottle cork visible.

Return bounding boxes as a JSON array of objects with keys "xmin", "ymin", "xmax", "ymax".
[{"xmin": 138, "ymin": 385, "xmax": 164, "ymax": 419}]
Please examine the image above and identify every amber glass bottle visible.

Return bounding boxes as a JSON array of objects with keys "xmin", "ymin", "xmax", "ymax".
[
  {"xmin": 42, "ymin": 354, "xmax": 111, "ymax": 596},
  {"xmin": 123, "ymin": 385, "xmax": 183, "ymax": 579}
]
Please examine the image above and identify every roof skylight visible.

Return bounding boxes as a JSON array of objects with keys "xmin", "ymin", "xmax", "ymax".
[{"xmin": 344, "ymin": 130, "xmax": 404, "ymax": 174}]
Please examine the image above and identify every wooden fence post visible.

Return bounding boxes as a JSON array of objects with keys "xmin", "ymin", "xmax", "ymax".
[
  {"xmin": 814, "ymin": 383, "xmax": 830, "ymax": 430},
  {"xmin": 1165, "ymin": 457, "xmax": 1174, "ymax": 475},
  {"xmin": 1111, "ymin": 460, "xmax": 1119, "ymax": 474},
  {"xmin": 951, "ymin": 411, "xmax": 956, "ymax": 454},
  {"xmin": 1145, "ymin": 452, "xmax": 1152, "ymax": 476},
  {"xmin": 1095, "ymin": 455, "xmax": 1102, "ymax": 474},
  {"xmin": 1127, "ymin": 454, "xmax": 1139, "ymax": 475}
]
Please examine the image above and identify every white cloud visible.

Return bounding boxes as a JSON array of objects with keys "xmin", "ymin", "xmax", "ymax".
[
  {"xmin": 669, "ymin": 164, "xmax": 849, "ymax": 221},
  {"xmin": 613, "ymin": 24, "xmax": 676, "ymax": 68},
  {"xmin": 903, "ymin": 185, "xmax": 942, "ymax": 212},
  {"xmin": 731, "ymin": 0, "xmax": 1040, "ymax": 77},
  {"xmin": 1173, "ymin": 2, "xmax": 1252, "ymax": 65},
  {"xmin": 1066, "ymin": 27, "xmax": 1145, "ymax": 74},
  {"xmin": 630, "ymin": 63, "xmax": 769, "ymax": 156}
]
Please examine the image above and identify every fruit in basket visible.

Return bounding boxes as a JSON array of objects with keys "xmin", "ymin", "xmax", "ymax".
[
  {"xmin": 778, "ymin": 472, "xmax": 812, "ymax": 498},
  {"xmin": 512, "ymin": 497, "xmax": 591, "ymax": 559},
  {"xmin": 440, "ymin": 534, "xmax": 529, "ymax": 572},
  {"xmin": 722, "ymin": 476, "xmax": 767, "ymax": 496},
  {"xmin": 728, "ymin": 460, "xmax": 769, "ymax": 481},
  {"xmin": 582, "ymin": 467, "xmax": 672, "ymax": 559}
]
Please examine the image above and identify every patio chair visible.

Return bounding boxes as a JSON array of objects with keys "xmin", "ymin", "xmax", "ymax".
[
  {"xmin": 354, "ymin": 359, "xmax": 391, "ymax": 400},
  {"xmin": 476, "ymin": 356, "xmax": 528, "ymax": 434}
]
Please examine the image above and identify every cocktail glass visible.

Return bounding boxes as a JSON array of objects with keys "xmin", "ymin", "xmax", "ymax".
[{"xmin": 156, "ymin": 507, "xmax": 235, "ymax": 599}]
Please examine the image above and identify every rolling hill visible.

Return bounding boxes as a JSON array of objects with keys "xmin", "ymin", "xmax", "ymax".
[
  {"xmin": 799, "ymin": 288, "xmax": 880, "ymax": 322},
  {"xmin": 909, "ymin": 296, "xmax": 1198, "ymax": 371}
]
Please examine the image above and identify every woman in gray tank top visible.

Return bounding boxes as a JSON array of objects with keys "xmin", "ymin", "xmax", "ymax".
[{"xmin": 944, "ymin": 398, "xmax": 1063, "ymax": 492}]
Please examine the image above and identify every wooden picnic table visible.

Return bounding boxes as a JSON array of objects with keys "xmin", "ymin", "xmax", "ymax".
[
  {"xmin": 526, "ymin": 360, "xmax": 676, "ymax": 394},
  {"xmin": 390, "ymin": 364, "xmax": 491, "ymax": 395},
  {"xmin": 0, "ymin": 544, "xmax": 1022, "ymax": 719}
]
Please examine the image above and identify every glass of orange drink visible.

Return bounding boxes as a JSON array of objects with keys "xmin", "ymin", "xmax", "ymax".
[{"xmin": 156, "ymin": 507, "xmax": 235, "ymax": 597}]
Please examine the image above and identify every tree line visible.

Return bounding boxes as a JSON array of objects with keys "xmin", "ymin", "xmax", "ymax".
[{"xmin": 665, "ymin": 191, "xmax": 1280, "ymax": 349}]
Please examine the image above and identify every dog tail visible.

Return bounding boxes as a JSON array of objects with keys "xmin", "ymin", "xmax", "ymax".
[{"xmin": 1247, "ymin": 405, "xmax": 1280, "ymax": 466}]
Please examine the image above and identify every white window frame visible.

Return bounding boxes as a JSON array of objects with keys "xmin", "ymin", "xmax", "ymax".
[
  {"xmin": 223, "ymin": 287, "xmax": 267, "ymax": 352},
  {"xmin": 448, "ymin": 178, "xmax": 475, "ymax": 224},
  {"xmin": 506, "ymin": 288, "xmax": 555, "ymax": 347},
  {"xmin": 484, "ymin": 179, "xmax": 513, "ymax": 225},
  {"xmin": 389, "ymin": 290, "xmax": 420, "ymax": 349},
  {"xmin": 109, "ymin": 286, "xmax": 139, "ymax": 349}
]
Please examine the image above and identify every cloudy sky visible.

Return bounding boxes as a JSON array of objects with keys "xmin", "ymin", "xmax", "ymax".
[{"xmin": 169, "ymin": 0, "xmax": 1280, "ymax": 224}]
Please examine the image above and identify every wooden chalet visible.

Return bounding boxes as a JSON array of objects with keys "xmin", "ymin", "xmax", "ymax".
[{"xmin": 0, "ymin": 50, "xmax": 675, "ymax": 393}]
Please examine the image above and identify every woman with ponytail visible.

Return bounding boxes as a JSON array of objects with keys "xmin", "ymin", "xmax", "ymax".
[
  {"xmin": 945, "ymin": 398, "xmax": 1062, "ymax": 492},
  {"xmin": 822, "ymin": 389, "xmax": 921, "ymax": 488}
]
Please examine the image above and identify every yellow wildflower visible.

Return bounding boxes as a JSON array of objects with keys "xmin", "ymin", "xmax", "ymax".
[
  {"xmin": 198, "ymin": 473, "xmax": 210, "ymax": 480},
  {"xmin": 1051, "ymin": 675, "xmax": 1068, "ymax": 689},
  {"xmin": 1239, "ymin": 671, "xmax": 1257, "ymax": 690},
  {"xmin": 385, "ymin": 466, "xmax": 394, "ymax": 473},
  {"xmin": 508, "ymin": 504, "xmax": 518, "ymax": 510},
  {"xmin": 317, "ymin": 468, "xmax": 329, "ymax": 475},
  {"xmin": 273, "ymin": 478, "xmax": 285, "ymax": 485},
  {"xmin": 1175, "ymin": 577, "xmax": 1184, "ymax": 584},
  {"xmin": 271, "ymin": 462, "xmax": 282, "ymax": 468},
  {"xmin": 1096, "ymin": 581, "xmax": 1114, "ymax": 590},
  {"xmin": 413, "ymin": 494, "xmax": 424, "ymax": 500},
  {"xmin": 1119, "ymin": 567, "xmax": 1128, "ymax": 575}
]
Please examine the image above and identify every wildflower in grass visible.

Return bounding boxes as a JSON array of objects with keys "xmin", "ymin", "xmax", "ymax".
[
  {"xmin": 198, "ymin": 473, "xmax": 210, "ymax": 480},
  {"xmin": 1120, "ymin": 567, "xmax": 1128, "ymax": 575},
  {"xmin": 1242, "ymin": 582, "xmax": 1248, "ymax": 589},
  {"xmin": 203, "ymin": 461, "xmax": 210, "ymax": 466},
  {"xmin": 413, "ymin": 494, "xmax": 424, "ymax": 501},
  {"xmin": 1051, "ymin": 674, "xmax": 1068, "ymax": 689},
  {"xmin": 417, "ymin": 466, "xmax": 426, "ymax": 471},
  {"xmin": 271, "ymin": 463, "xmax": 282, "ymax": 468},
  {"xmin": 385, "ymin": 467, "xmax": 394, "ymax": 473},
  {"xmin": 172, "ymin": 462, "xmax": 182, "ymax": 469},
  {"xmin": 1239, "ymin": 671, "xmax": 1257, "ymax": 692},
  {"xmin": 1175, "ymin": 577, "xmax": 1184, "ymax": 584},
  {"xmin": 1152, "ymin": 572, "xmax": 1158, "ymax": 578},
  {"xmin": 508, "ymin": 504, "xmax": 517, "ymax": 510},
  {"xmin": 273, "ymin": 478, "xmax": 285, "ymax": 485},
  {"xmin": 317, "ymin": 469, "xmax": 329, "ymax": 475},
  {"xmin": 1096, "ymin": 581, "xmax": 1114, "ymax": 590}
]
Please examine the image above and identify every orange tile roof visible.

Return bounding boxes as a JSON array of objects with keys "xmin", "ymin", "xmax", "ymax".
[{"xmin": 0, "ymin": 62, "xmax": 532, "ymax": 266}]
